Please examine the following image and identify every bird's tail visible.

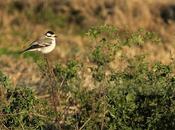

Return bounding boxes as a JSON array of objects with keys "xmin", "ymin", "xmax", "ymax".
[
  {"xmin": 19, "ymin": 48, "xmax": 30, "ymax": 54},
  {"xmin": 20, "ymin": 45, "xmax": 39, "ymax": 54}
]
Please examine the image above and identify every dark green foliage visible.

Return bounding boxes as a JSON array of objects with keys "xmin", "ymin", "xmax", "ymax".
[
  {"xmin": 92, "ymin": 66, "xmax": 105, "ymax": 81},
  {"xmin": 54, "ymin": 60, "xmax": 79, "ymax": 81},
  {"xmin": 0, "ymin": 85, "xmax": 54, "ymax": 130},
  {"xmin": 61, "ymin": 57, "xmax": 175, "ymax": 129},
  {"xmin": 107, "ymin": 59, "xmax": 175, "ymax": 130},
  {"xmin": 90, "ymin": 39, "xmax": 117, "ymax": 66},
  {"xmin": 0, "ymin": 71, "xmax": 10, "ymax": 88},
  {"xmin": 120, "ymin": 28, "xmax": 161, "ymax": 46},
  {"xmin": 86, "ymin": 24, "xmax": 117, "ymax": 39}
]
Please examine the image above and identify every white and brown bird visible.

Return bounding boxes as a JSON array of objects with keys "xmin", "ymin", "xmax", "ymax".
[{"xmin": 21, "ymin": 31, "xmax": 57, "ymax": 54}]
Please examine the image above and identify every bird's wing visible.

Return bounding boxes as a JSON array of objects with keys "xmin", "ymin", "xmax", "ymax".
[
  {"xmin": 31, "ymin": 37, "xmax": 52, "ymax": 47},
  {"xmin": 21, "ymin": 36, "xmax": 53, "ymax": 53},
  {"xmin": 22, "ymin": 40, "xmax": 48, "ymax": 53}
]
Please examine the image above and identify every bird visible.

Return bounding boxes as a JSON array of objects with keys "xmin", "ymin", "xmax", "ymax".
[{"xmin": 21, "ymin": 31, "xmax": 57, "ymax": 54}]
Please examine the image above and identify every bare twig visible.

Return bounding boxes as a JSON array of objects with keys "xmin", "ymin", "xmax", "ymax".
[
  {"xmin": 0, "ymin": 111, "xmax": 52, "ymax": 121},
  {"xmin": 0, "ymin": 112, "xmax": 26, "ymax": 116},
  {"xmin": 0, "ymin": 122, "xmax": 10, "ymax": 130},
  {"xmin": 18, "ymin": 118, "xmax": 25, "ymax": 130},
  {"xmin": 44, "ymin": 55, "xmax": 58, "ymax": 109},
  {"xmin": 43, "ymin": 54, "xmax": 61, "ymax": 129},
  {"xmin": 79, "ymin": 117, "xmax": 91, "ymax": 130},
  {"xmin": 59, "ymin": 77, "xmax": 65, "ymax": 88}
]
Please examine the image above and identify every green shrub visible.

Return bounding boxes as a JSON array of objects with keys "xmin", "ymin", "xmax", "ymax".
[
  {"xmin": 0, "ymin": 72, "xmax": 54, "ymax": 130},
  {"xmin": 107, "ymin": 59, "xmax": 175, "ymax": 130}
]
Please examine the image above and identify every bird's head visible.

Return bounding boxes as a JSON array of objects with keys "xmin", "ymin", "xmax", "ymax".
[{"xmin": 45, "ymin": 31, "xmax": 56, "ymax": 39}]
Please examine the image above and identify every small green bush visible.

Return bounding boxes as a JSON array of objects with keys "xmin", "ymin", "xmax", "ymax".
[
  {"xmin": 0, "ymin": 72, "xmax": 54, "ymax": 130},
  {"xmin": 107, "ymin": 59, "xmax": 175, "ymax": 130}
]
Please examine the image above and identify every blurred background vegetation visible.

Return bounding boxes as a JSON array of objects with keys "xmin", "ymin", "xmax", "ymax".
[
  {"xmin": 0, "ymin": 0, "xmax": 174, "ymax": 85},
  {"xmin": 1, "ymin": 0, "xmax": 175, "ymax": 129},
  {"xmin": 0, "ymin": 0, "xmax": 175, "ymax": 86}
]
